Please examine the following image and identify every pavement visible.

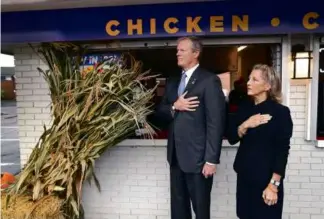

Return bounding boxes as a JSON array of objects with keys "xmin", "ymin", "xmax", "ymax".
[{"xmin": 1, "ymin": 100, "xmax": 21, "ymax": 175}]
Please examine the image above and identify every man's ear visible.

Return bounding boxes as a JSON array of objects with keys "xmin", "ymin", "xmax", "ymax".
[{"xmin": 194, "ymin": 51, "xmax": 200, "ymax": 59}]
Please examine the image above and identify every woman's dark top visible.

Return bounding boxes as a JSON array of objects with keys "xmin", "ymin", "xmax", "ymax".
[{"xmin": 227, "ymin": 98, "xmax": 293, "ymax": 188}]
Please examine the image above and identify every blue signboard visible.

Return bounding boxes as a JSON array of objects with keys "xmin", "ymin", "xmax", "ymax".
[
  {"xmin": 1, "ymin": 0, "xmax": 324, "ymax": 44},
  {"xmin": 80, "ymin": 53, "xmax": 122, "ymax": 77}
]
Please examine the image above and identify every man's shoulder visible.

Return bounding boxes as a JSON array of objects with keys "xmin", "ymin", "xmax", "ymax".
[
  {"xmin": 197, "ymin": 67, "xmax": 212, "ymax": 75},
  {"xmin": 197, "ymin": 67, "xmax": 220, "ymax": 82}
]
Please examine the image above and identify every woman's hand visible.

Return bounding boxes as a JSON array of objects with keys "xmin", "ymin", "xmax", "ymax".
[
  {"xmin": 262, "ymin": 184, "xmax": 278, "ymax": 206},
  {"xmin": 244, "ymin": 113, "xmax": 272, "ymax": 129},
  {"xmin": 237, "ymin": 113, "xmax": 272, "ymax": 137}
]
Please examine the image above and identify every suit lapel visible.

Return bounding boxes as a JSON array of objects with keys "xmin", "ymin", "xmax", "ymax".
[
  {"xmin": 173, "ymin": 68, "xmax": 200, "ymax": 118},
  {"xmin": 184, "ymin": 67, "xmax": 200, "ymax": 94}
]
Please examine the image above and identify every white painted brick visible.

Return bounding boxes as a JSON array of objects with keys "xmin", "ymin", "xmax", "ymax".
[
  {"xmin": 33, "ymin": 102, "xmax": 50, "ymax": 108},
  {"xmin": 300, "ymin": 208, "xmax": 321, "ymax": 214},
  {"xmin": 20, "ymin": 148, "xmax": 33, "ymax": 155},
  {"xmin": 32, "ymin": 77, "xmax": 46, "ymax": 83},
  {"xmin": 296, "ymin": 99, "xmax": 306, "ymax": 105},
  {"xmin": 23, "ymin": 84, "xmax": 40, "ymax": 89},
  {"xmin": 290, "ymin": 189, "xmax": 312, "ymax": 196},
  {"xmin": 289, "ymin": 214, "xmax": 311, "ymax": 219},
  {"xmin": 310, "ymin": 176, "xmax": 324, "ymax": 183},
  {"xmin": 23, "ymin": 71, "xmax": 40, "ymax": 77},
  {"xmin": 120, "ymin": 216, "xmax": 137, "ymax": 219},
  {"xmin": 311, "ymin": 202, "xmax": 324, "ymax": 208},
  {"xmin": 33, "ymin": 89, "xmax": 49, "ymax": 95},
  {"xmin": 283, "ymin": 206, "xmax": 300, "ymax": 213},
  {"xmin": 311, "ymin": 152, "xmax": 324, "ymax": 157},
  {"xmin": 14, "ymin": 54, "xmax": 32, "ymax": 59},
  {"xmin": 26, "ymin": 131, "xmax": 43, "ymax": 137},
  {"xmin": 311, "ymin": 189, "xmax": 324, "ymax": 196},
  {"xmin": 15, "ymin": 65, "xmax": 32, "ymax": 71},
  {"xmin": 291, "ymin": 92, "xmax": 306, "ymax": 99},
  {"xmin": 291, "ymin": 201, "xmax": 312, "ymax": 208},
  {"xmin": 299, "ymin": 170, "xmax": 321, "ymax": 176},
  {"xmin": 16, "ymin": 77, "xmax": 32, "ymax": 83},
  {"xmin": 294, "ymin": 138, "xmax": 311, "ymax": 145},
  {"xmin": 20, "ymin": 47, "xmax": 35, "ymax": 53},
  {"xmin": 24, "ymin": 108, "xmax": 42, "ymax": 114},
  {"xmin": 17, "ymin": 102, "xmax": 33, "ymax": 108},
  {"xmin": 311, "ymin": 215, "xmax": 324, "ymax": 219},
  {"xmin": 34, "ymin": 114, "xmax": 51, "ymax": 120},
  {"xmin": 19, "ymin": 126, "xmax": 35, "ymax": 131},
  {"xmin": 15, "ymin": 84, "xmax": 23, "ymax": 89},
  {"xmin": 294, "ymin": 125, "xmax": 305, "ymax": 132},
  {"xmin": 301, "ymin": 158, "xmax": 322, "ymax": 163},
  {"xmin": 19, "ymin": 114, "xmax": 35, "ymax": 120},
  {"xmin": 15, "ymin": 60, "xmax": 22, "ymax": 65},
  {"xmin": 16, "ymin": 96, "xmax": 24, "ymax": 102},
  {"xmin": 42, "ymin": 108, "xmax": 51, "ymax": 113},
  {"xmin": 292, "ymin": 118, "xmax": 305, "ymax": 125},
  {"xmin": 297, "ymin": 86, "xmax": 307, "ymax": 92},
  {"xmin": 16, "ymin": 90, "xmax": 33, "ymax": 96},
  {"xmin": 21, "ymin": 137, "xmax": 37, "ymax": 143},
  {"xmin": 22, "ymin": 59, "xmax": 40, "ymax": 65},
  {"xmin": 289, "ymin": 164, "xmax": 310, "ymax": 170},
  {"xmin": 14, "ymin": 45, "xmax": 52, "ymax": 167},
  {"xmin": 32, "ymin": 64, "xmax": 48, "ymax": 71}
]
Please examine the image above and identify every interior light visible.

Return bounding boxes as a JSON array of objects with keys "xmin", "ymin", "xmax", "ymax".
[{"xmin": 237, "ymin": 46, "xmax": 247, "ymax": 52}]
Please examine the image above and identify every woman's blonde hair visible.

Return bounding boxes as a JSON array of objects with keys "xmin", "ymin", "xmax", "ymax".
[{"xmin": 252, "ymin": 64, "xmax": 282, "ymax": 103}]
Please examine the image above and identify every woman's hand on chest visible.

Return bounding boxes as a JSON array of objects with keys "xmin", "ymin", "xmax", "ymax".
[{"xmin": 243, "ymin": 113, "xmax": 272, "ymax": 129}]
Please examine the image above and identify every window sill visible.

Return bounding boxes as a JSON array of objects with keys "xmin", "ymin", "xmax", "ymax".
[
  {"xmin": 117, "ymin": 139, "xmax": 239, "ymax": 148},
  {"xmin": 316, "ymin": 140, "xmax": 324, "ymax": 148}
]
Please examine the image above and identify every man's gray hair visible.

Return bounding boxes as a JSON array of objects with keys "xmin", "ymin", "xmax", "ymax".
[{"xmin": 177, "ymin": 36, "xmax": 203, "ymax": 54}]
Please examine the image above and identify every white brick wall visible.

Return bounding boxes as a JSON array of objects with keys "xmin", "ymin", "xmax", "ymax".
[
  {"xmin": 14, "ymin": 47, "xmax": 324, "ymax": 219},
  {"xmin": 82, "ymin": 147, "xmax": 238, "ymax": 219},
  {"xmin": 282, "ymin": 84, "xmax": 324, "ymax": 219},
  {"xmin": 14, "ymin": 46, "xmax": 52, "ymax": 166}
]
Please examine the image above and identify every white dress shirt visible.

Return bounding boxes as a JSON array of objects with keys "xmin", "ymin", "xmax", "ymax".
[{"xmin": 183, "ymin": 64, "xmax": 199, "ymax": 86}]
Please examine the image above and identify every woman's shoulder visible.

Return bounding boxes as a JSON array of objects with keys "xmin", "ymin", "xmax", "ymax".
[
  {"xmin": 270, "ymin": 101, "xmax": 291, "ymax": 115},
  {"xmin": 270, "ymin": 101, "xmax": 293, "ymax": 126}
]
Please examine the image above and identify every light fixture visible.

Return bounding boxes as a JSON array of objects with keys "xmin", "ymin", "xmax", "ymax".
[
  {"xmin": 320, "ymin": 47, "xmax": 324, "ymax": 73},
  {"xmin": 291, "ymin": 51, "xmax": 312, "ymax": 79},
  {"xmin": 237, "ymin": 45, "xmax": 247, "ymax": 52}
]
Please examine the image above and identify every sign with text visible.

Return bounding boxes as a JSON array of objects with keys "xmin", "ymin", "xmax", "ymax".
[
  {"xmin": 80, "ymin": 53, "xmax": 121, "ymax": 76},
  {"xmin": 2, "ymin": 0, "xmax": 324, "ymax": 44}
]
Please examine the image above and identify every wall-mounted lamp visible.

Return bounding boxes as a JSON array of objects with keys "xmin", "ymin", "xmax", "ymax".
[{"xmin": 291, "ymin": 51, "xmax": 312, "ymax": 79}]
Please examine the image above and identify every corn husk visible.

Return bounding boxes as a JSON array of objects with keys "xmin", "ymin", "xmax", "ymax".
[{"xmin": 2, "ymin": 43, "xmax": 157, "ymax": 219}]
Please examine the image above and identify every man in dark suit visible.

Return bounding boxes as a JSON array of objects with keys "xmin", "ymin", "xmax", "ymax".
[{"xmin": 156, "ymin": 36, "xmax": 226, "ymax": 219}]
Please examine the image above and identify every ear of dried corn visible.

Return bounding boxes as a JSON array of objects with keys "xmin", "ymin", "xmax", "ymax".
[{"xmin": 3, "ymin": 43, "xmax": 156, "ymax": 219}]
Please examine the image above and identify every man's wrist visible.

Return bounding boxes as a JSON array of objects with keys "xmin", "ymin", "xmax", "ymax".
[{"xmin": 206, "ymin": 162, "xmax": 216, "ymax": 166}]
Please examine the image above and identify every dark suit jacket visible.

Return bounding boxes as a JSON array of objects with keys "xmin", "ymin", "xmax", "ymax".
[
  {"xmin": 156, "ymin": 67, "xmax": 226, "ymax": 173},
  {"xmin": 226, "ymin": 99, "xmax": 293, "ymax": 188}
]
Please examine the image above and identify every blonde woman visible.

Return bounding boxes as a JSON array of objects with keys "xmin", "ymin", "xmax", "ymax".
[{"xmin": 227, "ymin": 64, "xmax": 293, "ymax": 219}]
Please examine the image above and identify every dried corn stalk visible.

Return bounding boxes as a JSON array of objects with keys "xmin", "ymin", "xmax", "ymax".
[{"xmin": 3, "ymin": 43, "xmax": 156, "ymax": 219}]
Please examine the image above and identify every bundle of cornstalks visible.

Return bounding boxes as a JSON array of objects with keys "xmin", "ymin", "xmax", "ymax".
[{"xmin": 2, "ymin": 43, "xmax": 157, "ymax": 219}]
